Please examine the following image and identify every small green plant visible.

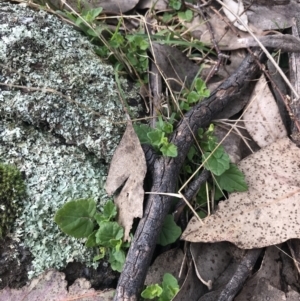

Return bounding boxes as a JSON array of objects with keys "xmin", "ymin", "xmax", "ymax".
[
  {"xmin": 59, "ymin": 8, "xmax": 149, "ymax": 83},
  {"xmin": 134, "ymin": 115, "xmax": 178, "ymax": 157},
  {"xmin": 141, "ymin": 273, "xmax": 180, "ymax": 300},
  {"xmin": 185, "ymin": 124, "xmax": 248, "ymax": 218},
  {"xmin": 0, "ymin": 163, "xmax": 26, "ymax": 238},
  {"xmin": 179, "ymin": 78, "xmax": 210, "ymax": 112},
  {"xmin": 54, "ymin": 199, "xmax": 129, "ymax": 272},
  {"xmin": 157, "ymin": 215, "xmax": 181, "ymax": 246}
]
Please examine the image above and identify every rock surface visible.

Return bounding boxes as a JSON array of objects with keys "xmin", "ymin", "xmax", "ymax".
[{"xmin": 0, "ymin": 1, "xmax": 140, "ymax": 281}]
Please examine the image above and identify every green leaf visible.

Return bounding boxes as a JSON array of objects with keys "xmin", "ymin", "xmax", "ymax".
[
  {"xmin": 197, "ymin": 210, "xmax": 207, "ymax": 219},
  {"xmin": 101, "ymin": 200, "xmax": 117, "ymax": 222},
  {"xmin": 160, "ymin": 143, "xmax": 178, "ymax": 157},
  {"xmin": 180, "ymin": 101, "xmax": 191, "ymax": 111},
  {"xmin": 162, "ymin": 12, "xmax": 174, "ymax": 23},
  {"xmin": 111, "ymin": 248, "xmax": 126, "ymax": 263},
  {"xmin": 195, "ymin": 78, "xmax": 205, "ymax": 93},
  {"xmin": 215, "ymin": 163, "xmax": 248, "ymax": 192},
  {"xmin": 169, "ymin": 0, "xmax": 181, "ymax": 10},
  {"xmin": 110, "ymin": 32, "xmax": 125, "ymax": 48},
  {"xmin": 93, "ymin": 247, "xmax": 106, "ymax": 261},
  {"xmin": 134, "ymin": 36, "xmax": 149, "ymax": 50},
  {"xmin": 202, "ymin": 88, "xmax": 210, "ymax": 98},
  {"xmin": 202, "ymin": 147, "xmax": 230, "ymax": 176},
  {"xmin": 93, "ymin": 253, "xmax": 105, "ymax": 261},
  {"xmin": 148, "ymin": 129, "xmax": 165, "ymax": 147},
  {"xmin": 157, "ymin": 215, "xmax": 181, "ymax": 246},
  {"xmin": 109, "ymin": 238, "xmax": 123, "ymax": 250},
  {"xmin": 85, "ymin": 230, "xmax": 97, "ymax": 247},
  {"xmin": 95, "ymin": 221, "xmax": 124, "ymax": 247},
  {"xmin": 159, "ymin": 273, "xmax": 180, "ymax": 301},
  {"xmin": 90, "ymin": 7, "xmax": 103, "ymax": 20},
  {"xmin": 133, "ymin": 124, "xmax": 152, "ymax": 144},
  {"xmin": 178, "ymin": 10, "xmax": 193, "ymax": 21},
  {"xmin": 195, "ymin": 78, "xmax": 210, "ymax": 98},
  {"xmin": 141, "ymin": 284, "xmax": 163, "ymax": 299},
  {"xmin": 156, "ymin": 116, "xmax": 173, "ymax": 134},
  {"xmin": 184, "ymin": 9, "xmax": 193, "ymax": 21},
  {"xmin": 187, "ymin": 145, "xmax": 196, "ymax": 161},
  {"xmin": 108, "ymin": 249, "xmax": 126, "ymax": 272},
  {"xmin": 54, "ymin": 199, "xmax": 96, "ymax": 238},
  {"xmin": 187, "ymin": 91, "xmax": 200, "ymax": 104}
]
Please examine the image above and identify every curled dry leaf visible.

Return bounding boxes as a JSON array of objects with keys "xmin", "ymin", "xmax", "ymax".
[
  {"xmin": 222, "ymin": 0, "xmax": 248, "ymax": 32},
  {"xmin": 0, "ymin": 269, "xmax": 114, "ymax": 301},
  {"xmin": 243, "ymin": 74, "xmax": 287, "ymax": 148},
  {"xmin": 105, "ymin": 121, "xmax": 147, "ymax": 241},
  {"xmin": 182, "ymin": 137, "xmax": 300, "ymax": 249}
]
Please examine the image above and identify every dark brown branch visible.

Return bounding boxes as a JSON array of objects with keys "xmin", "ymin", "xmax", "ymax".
[{"xmin": 113, "ymin": 49, "xmax": 267, "ymax": 301}]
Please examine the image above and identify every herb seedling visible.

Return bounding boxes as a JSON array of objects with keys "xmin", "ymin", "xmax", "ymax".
[
  {"xmin": 141, "ymin": 273, "xmax": 180, "ymax": 301},
  {"xmin": 54, "ymin": 199, "xmax": 129, "ymax": 272},
  {"xmin": 134, "ymin": 115, "xmax": 178, "ymax": 157},
  {"xmin": 179, "ymin": 78, "xmax": 210, "ymax": 112}
]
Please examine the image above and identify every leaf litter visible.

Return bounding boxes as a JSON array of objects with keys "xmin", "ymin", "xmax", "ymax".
[
  {"xmin": 105, "ymin": 121, "xmax": 147, "ymax": 241},
  {"xmin": 243, "ymin": 74, "xmax": 287, "ymax": 148},
  {"xmin": 182, "ymin": 137, "xmax": 300, "ymax": 249}
]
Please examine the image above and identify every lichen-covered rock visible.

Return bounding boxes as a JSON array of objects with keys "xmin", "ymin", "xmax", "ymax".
[
  {"xmin": 0, "ymin": 1, "xmax": 139, "ymax": 163},
  {"xmin": 0, "ymin": 163, "xmax": 26, "ymax": 238},
  {"xmin": 0, "ymin": 119, "xmax": 108, "ymax": 278},
  {"xmin": 0, "ymin": 2, "xmax": 141, "ymax": 279}
]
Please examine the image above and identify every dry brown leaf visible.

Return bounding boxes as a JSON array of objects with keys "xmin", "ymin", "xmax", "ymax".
[
  {"xmin": 149, "ymin": 43, "xmax": 200, "ymax": 91},
  {"xmin": 243, "ymin": 74, "xmax": 287, "ymax": 148},
  {"xmin": 0, "ymin": 269, "xmax": 114, "ymax": 301},
  {"xmin": 182, "ymin": 137, "xmax": 300, "ymax": 249},
  {"xmin": 246, "ymin": 0, "xmax": 300, "ymax": 30},
  {"xmin": 239, "ymin": 278, "xmax": 289, "ymax": 301},
  {"xmin": 105, "ymin": 121, "xmax": 146, "ymax": 241},
  {"xmin": 190, "ymin": 242, "xmax": 235, "ymax": 288},
  {"xmin": 187, "ymin": 11, "xmax": 263, "ymax": 51},
  {"xmin": 222, "ymin": 0, "xmax": 248, "ymax": 32}
]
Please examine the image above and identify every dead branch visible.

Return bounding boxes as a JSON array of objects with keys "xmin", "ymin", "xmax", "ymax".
[{"xmin": 113, "ymin": 49, "xmax": 267, "ymax": 301}]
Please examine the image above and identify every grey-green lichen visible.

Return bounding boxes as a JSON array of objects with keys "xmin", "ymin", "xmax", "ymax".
[
  {"xmin": 0, "ymin": 1, "xmax": 142, "ymax": 278},
  {"xmin": 0, "ymin": 163, "xmax": 26, "ymax": 239},
  {"xmin": 0, "ymin": 1, "xmax": 141, "ymax": 163},
  {"xmin": 0, "ymin": 118, "xmax": 108, "ymax": 278}
]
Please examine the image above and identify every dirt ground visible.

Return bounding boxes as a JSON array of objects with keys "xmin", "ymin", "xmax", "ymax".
[{"xmin": 0, "ymin": 237, "xmax": 119, "ymax": 290}]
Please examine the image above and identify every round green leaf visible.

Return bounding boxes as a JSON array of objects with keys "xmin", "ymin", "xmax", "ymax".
[
  {"xmin": 157, "ymin": 215, "xmax": 181, "ymax": 246},
  {"xmin": 54, "ymin": 199, "xmax": 96, "ymax": 238}
]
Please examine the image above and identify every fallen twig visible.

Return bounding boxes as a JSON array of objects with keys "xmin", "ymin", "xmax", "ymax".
[{"xmin": 114, "ymin": 49, "xmax": 267, "ymax": 301}]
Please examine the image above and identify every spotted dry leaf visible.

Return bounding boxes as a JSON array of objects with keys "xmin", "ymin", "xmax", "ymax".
[
  {"xmin": 105, "ymin": 121, "xmax": 147, "ymax": 241},
  {"xmin": 182, "ymin": 137, "xmax": 300, "ymax": 249},
  {"xmin": 243, "ymin": 74, "xmax": 287, "ymax": 148}
]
